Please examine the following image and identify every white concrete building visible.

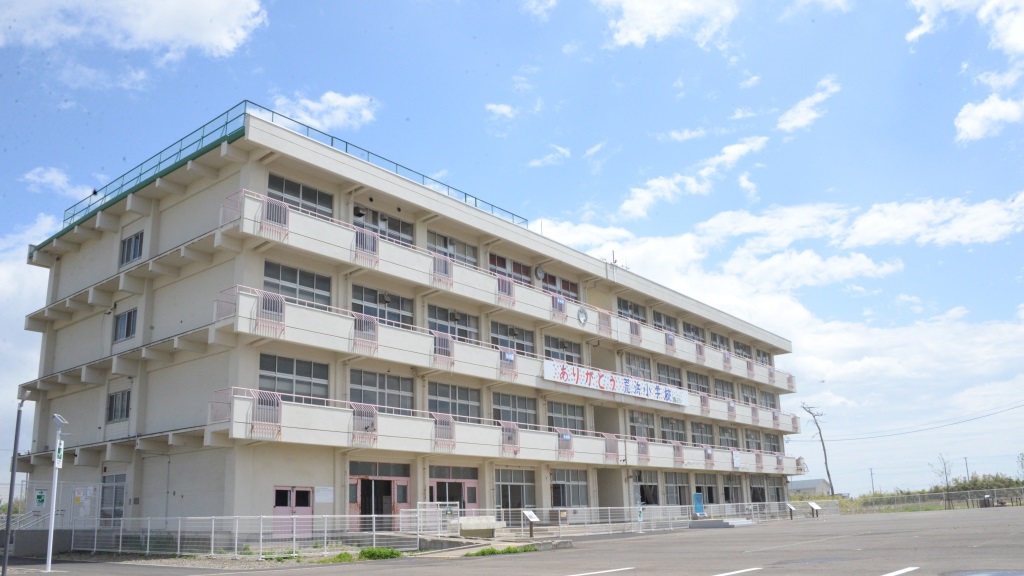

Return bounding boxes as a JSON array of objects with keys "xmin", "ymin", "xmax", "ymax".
[{"xmin": 18, "ymin": 102, "xmax": 805, "ymax": 525}]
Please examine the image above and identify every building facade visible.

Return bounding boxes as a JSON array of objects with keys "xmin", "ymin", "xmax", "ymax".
[{"xmin": 19, "ymin": 102, "xmax": 805, "ymax": 524}]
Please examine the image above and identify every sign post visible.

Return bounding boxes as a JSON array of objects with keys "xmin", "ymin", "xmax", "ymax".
[{"xmin": 46, "ymin": 414, "xmax": 68, "ymax": 573}]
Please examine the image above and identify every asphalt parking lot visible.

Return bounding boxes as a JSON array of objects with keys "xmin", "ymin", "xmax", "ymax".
[{"xmin": 6, "ymin": 506, "xmax": 1024, "ymax": 575}]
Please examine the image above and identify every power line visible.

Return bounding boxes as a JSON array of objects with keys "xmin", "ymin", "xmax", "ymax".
[{"xmin": 788, "ymin": 401, "xmax": 1024, "ymax": 443}]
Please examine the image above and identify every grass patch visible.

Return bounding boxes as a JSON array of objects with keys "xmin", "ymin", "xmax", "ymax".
[
  {"xmin": 358, "ymin": 547, "xmax": 402, "ymax": 560},
  {"xmin": 465, "ymin": 545, "xmax": 540, "ymax": 557},
  {"xmin": 313, "ymin": 551, "xmax": 355, "ymax": 564}
]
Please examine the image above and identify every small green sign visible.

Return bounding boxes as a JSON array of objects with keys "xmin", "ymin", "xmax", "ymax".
[{"xmin": 36, "ymin": 490, "xmax": 45, "ymax": 505}]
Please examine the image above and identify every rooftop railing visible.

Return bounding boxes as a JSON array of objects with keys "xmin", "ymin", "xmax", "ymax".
[{"xmin": 54, "ymin": 100, "xmax": 527, "ymax": 244}]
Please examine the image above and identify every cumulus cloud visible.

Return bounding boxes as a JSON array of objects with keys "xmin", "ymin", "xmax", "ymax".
[
  {"xmin": 954, "ymin": 94, "xmax": 1024, "ymax": 141},
  {"xmin": 738, "ymin": 172, "xmax": 758, "ymax": 201},
  {"xmin": 593, "ymin": 0, "xmax": 740, "ymax": 48},
  {"xmin": 271, "ymin": 92, "xmax": 378, "ymax": 132},
  {"xmin": 21, "ymin": 167, "xmax": 94, "ymax": 199},
  {"xmin": 897, "ymin": 294, "xmax": 925, "ymax": 314},
  {"xmin": 522, "ymin": 0, "xmax": 558, "ymax": 20},
  {"xmin": 618, "ymin": 136, "xmax": 769, "ymax": 218},
  {"xmin": 907, "ymin": 0, "xmax": 1024, "ymax": 57},
  {"xmin": 0, "ymin": 0, "xmax": 267, "ymax": 62},
  {"xmin": 528, "ymin": 144, "xmax": 571, "ymax": 167},
  {"xmin": 485, "ymin": 103, "xmax": 519, "ymax": 120},
  {"xmin": 739, "ymin": 74, "xmax": 760, "ymax": 89},
  {"xmin": 659, "ymin": 128, "xmax": 706, "ymax": 142},
  {"xmin": 777, "ymin": 75, "xmax": 841, "ymax": 132}
]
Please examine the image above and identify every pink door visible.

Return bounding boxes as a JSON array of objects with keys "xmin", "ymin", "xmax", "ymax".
[{"xmin": 273, "ymin": 486, "xmax": 313, "ymax": 538}]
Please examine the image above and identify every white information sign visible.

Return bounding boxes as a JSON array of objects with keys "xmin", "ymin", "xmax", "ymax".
[
  {"xmin": 54, "ymin": 440, "xmax": 64, "ymax": 469},
  {"xmin": 522, "ymin": 510, "xmax": 540, "ymax": 523},
  {"xmin": 543, "ymin": 360, "xmax": 687, "ymax": 406},
  {"xmin": 315, "ymin": 486, "xmax": 334, "ymax": 504}
]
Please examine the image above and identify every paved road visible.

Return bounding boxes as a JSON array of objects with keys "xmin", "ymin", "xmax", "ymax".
[{"xmin": 6, "ymin": 506, "xmax": 1024, "ymax": 575}]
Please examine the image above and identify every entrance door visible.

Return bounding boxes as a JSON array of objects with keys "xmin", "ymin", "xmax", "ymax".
[
  {"xmin": 273, "ymin": 486, "xmax": 313, "ymax": 538},
  {"xmin": 359, "ymin": 479, "xmax": 392, "ymax": 531}
]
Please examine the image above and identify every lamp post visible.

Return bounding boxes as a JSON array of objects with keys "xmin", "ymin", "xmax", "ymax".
[
  {"xmin": 45, "ymin": 414, "xmax": 67, "ymax": 573},
  {"xmin": 2, "ymin": 389, "xmax": 30, "ymax": 576}
]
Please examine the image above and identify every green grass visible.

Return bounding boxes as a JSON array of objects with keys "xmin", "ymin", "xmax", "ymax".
[
  {"xmin": 358, "ymin": 547, "xmax": 402, "ymax": 560},
  {"xmin": 313, "ymin": 551, "xmax": 355, "ymax": 564},
  {"xmin": 465, "ymin": 545, "xmax": 540, "ymax": 557}
]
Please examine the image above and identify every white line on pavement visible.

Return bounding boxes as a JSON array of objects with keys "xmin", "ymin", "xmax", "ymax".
[
  {"xmin": 880, "ymin": 568, "xmax": 919, "ymax": 576},
  {"xmin": 564, "ymin": 568, "xmax": 636, "ymax": 576},
  {"xmin": 712, "ymin": 568, "xmax": 762, "ymax": 576}
]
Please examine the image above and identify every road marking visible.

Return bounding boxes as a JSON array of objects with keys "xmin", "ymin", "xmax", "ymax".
[
  {"xmin": 745, "ymin": 531, "xmax": 873, "ymax": 553},
  {"xmin": 564, "ymin": 568, "xmax": 636, "ymax": 576},
  {"xmin": 880, "ymin": 568, "xmax": 919, "ymax": 576},
  {"xmin": 712, "ymin": 568, "xmax": 762, "ymax": 576}
]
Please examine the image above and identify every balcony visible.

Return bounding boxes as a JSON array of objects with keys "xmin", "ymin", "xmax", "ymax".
[
  {"xmin": 220, "ymin": 190, "xmax": 796, "ymax": 394},
  {"xmin": 212, "ymin": 285, "xmax": 800, "ymax": 434},
  {"xmin": 206, "ymin": 387, "xmax": 805, "ymax": 475}
]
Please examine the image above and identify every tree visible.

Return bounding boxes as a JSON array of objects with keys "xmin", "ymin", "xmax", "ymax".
[
  {"xmin": 801, "ymin": 403, "xmax": 835, "ymax": 496},
  {"xmin": 930, "ymin": 453, "xmax": 953, "ymax": 509}
]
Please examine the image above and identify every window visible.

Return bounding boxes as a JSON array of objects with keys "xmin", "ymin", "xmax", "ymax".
[
  {"xmin": 694, "ymin": 473, "xmax": 717, "ymax": 504},
  {"xmin": 624, "ymin": 353, "xmax": 652, "ymax": 379},
  {"xmin": 352, "ymin": 285, "xmax": 413, "ymax": 326},
  {"xmin": 759, "ymin": 391, "xmax": 777, "ymax": 409},
  {"xmin": 665, "ymin": 472, "xmax": 690, "ymax": 506},
  {"xmin": 495, "ymin": 468, "xmax": 536, "ymax": 508},
  {"xmin": 745, "ymin": 429, "xmax": 762, "ymax": 451},
  {"xmin": 691, "ymin": 421, "xmax": 714, "ymax": 445},
  {"xmin": 767, "ymin": 476, "xmax": 785, "ymax": 502},
  {"xmin": 113, "ymin": 308, "xmax": 137, "ymax": 342},
  {"xmin": 548, "ymin": 401, "xmax": 585, "ymax": 433},
  {"xmin": 428, "ymin": 305, "xmax": 480, "ymax": 342},
  {"xmin": 657, "ymin": 364, "xmax": 682, "ymax": 388},
  {"xmin": 764, "ymin": 433, "xmax": 781, "ymax": 453},
  {"xmin": 740, "ymin": 384, "xmax": 758, "ymax": 405},
  {"xmin": 686, "ymin": 371, "xmax": 710, "ymax": 394},
  {"xmin": 490, "ymin": 321, "xmax": 535, "ymax": 353},
  {"xmin": 715, "ymin": 379, "xmax": 735, "ymax": 399},
  {"xmin": 652, "ymin": 310, "xmax": 678, "ymax": 334},
  {"xmin": 756, "ymin": 348, "xmax": 773, "ymax": 366},
  {"xmin": 264, "ymin": 261, "xmax": 331, "ymax": 309},
  {"xmin": 354, "ymin": 205, "xmax": 414, "ymax": 245},
  {"xmin": 723, "ymin": 474, "xmax": 743, "ymax": 504},
  {"xmin": 106, "ymin": 390, "xmax": 130, "ymax": 423},
  {"xmin": 268, "ymin": 174, "xmax": 333, "ymax": 217},
  {"xmin": 552, "ymin": 469, "xmax": 589, "ymax": 507},
  {"xmin": 541, "ymin": 273, "xmax": 579, "ymax": 300},
  {"xmin": 718, "ymin": 426, "xmax": 739, "ymax": 448},
  {"xmin": 710, "ymin": 331, "xmax": 730, "ymax": 351},
  {"xmin": 428, "ymin": 382, "xmax": 480, "ymax": 423},
  {"xmin": 259, "ymin": 353, "xmax": 329, "ymax": 403},
  {"xmin": 616, "ymin": 297, "xmax": 646, "ymax": 322},
  {"xmin": 492, "ymin": 392, "xmax": 537, "ymax": 427},
  {"xmin": 635, "ymin": 470, "xmax": 659, "ymax": 505},
  {"xmin": 350, "ymin": 462, "xmax": 411, "ymax": 477},
  {"xmin": 543, "ymin": 335, "xmax": 582, "ymax": 364},
  {"xmin": 733, "ymin": 341, "xmax": 753, "ymax": 359},
  {"xmin": 683, "ymin": 322, "xmax": 706, "ymax": 343},
  {"xmin": 489, "ymin": 253, "xmax": 532, "ymax": 284},
  {"xmin": 349, "ymin": 369, "xmax": 413, "ymax": 415},
  {"xmin": 429, "ymin": 466, "xmax": 479, "ymax": 479},
  {"xmin": 427, "ymin": 231, "xmax": 478, "ymax": 266},
  {"xmin": 119, "ymin": 231, "xmax": 143, "ymax": 266},
  {"xmin": 629, "ymin": 410, "xmax": 655, "ymax": 440},
  {"xmin": 660, "ymin": 417, "xmax": 687, "ymax": 443},
  {"xmin": 100, "ymin": 474, "xmax": 126, "ymax": 520}
]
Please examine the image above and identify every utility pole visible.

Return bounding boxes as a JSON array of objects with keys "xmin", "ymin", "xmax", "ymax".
[
  {"xmin": 870, "ymin": 468, "xmax": 875, "ymax": 494},
  {"xmin": 801, "ymin": 403, "xmax": 835, "ymax": 497},
  {"xmin": 964, "ymin": 457, "xmax": 970, "ymax": 479}
]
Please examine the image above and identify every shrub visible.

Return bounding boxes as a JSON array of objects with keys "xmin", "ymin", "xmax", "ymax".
[
  {"xmin": 359, "ymin": 547, "xmax": 402, "ymax": 560},
  {"xmin": 465, "ymin": 545, "xmax": 539, "ymax": 557}
]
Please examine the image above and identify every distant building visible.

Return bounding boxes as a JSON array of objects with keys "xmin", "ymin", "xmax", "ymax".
[
  {"xmin": 789, "ymin": 478, "xmax": 832, "ymax": 496},
  {"xmin": 19, "ymin": 101, "xmax": 806, "ymax": 524}
]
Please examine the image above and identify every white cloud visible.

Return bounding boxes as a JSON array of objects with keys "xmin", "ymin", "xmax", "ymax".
[
  {"xmin": 534, "ymin": 218, "xmax": 634, "ymax": 248},
  {"xmin": 528, "ymin": 144, "xmax": 571, "ymax": 168},
  {"xmin": 954, "ymin": 93, "xmax": 1024, "ymax": 141},
  {"xmin": 788, "ymin": 0, "xmax": 852, "ymax": 13},
  {"xmin": 738, "ymin": 171, "xmax": 758, "ymax": 201},
  {"xmin": 584, "ymin": 142, "xmax": 605, "ymax": 158},
  {"xmin": 271, "ymin": 91, "xmax": 378, "ymax": 132},
  {"xmin": 21, "ymin": 167, "xmax": 94, "ymax": 199},
  {"xmin": 522, "ymin": 0, "xmax": 558, "ymax": 21},
  {"xmin": 618, "ymin": 136, "xmax": 769, "ymax": 218},
  {"xmin": 593, "ymin": 0, "xmax": 740, "ymax": 48},
  {"xmin": 907, "ymin": 0, "xmax": 1024, "ymax": 57},
  {"xmin": 841, "ymin": 192, "xmax": 1024, "ymax": 247},
  {"xmin": 739, "ymin": 74, "xmax": 760, "ymax": 89},
  {"xmin": 562, "ymin": 41, "xmax": 581, "ymax": 54},
  {"xmin": 726, "ymin": 249, "xmax": 904, "ymax": 292},
  {"xmin": 976, "ymin": 64, "xmax": 1024, "ymax": 90},
  {"xmin": 513, "ymin": 75, "xmax": 533, "ymax": 92},
  {"xmin": 485, "ymin": 103, "xmax": 519, "ymax": 120},
  {"xmin": 730, "ymin": 108, "xmax": 755, "ymax": 120},
  {"xmin": 897, "ymin": 294, "xmax": 925, "ymax": 314},
  {"xmin": 0, "ymin": 0, "xmax": 267, "ymax": 62},
  {"xmin": 777, "ymin": 75, "xmax": 841, "ymax": 132},
  {"xmin": 660, "ymin": 128, "xmax": 706, "ymax": 142}
]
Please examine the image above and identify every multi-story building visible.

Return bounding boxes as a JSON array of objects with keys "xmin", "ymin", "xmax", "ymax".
[{"xmin": 18, "ymin": 101, "xmax": 804, "ymax": 524}]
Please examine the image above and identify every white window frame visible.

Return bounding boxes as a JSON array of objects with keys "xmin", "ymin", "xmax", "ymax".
[
  {"xmin": 350, "ymin": 369, "xmax": 413, "ymax": 415},
  {"xmin": 686, "ymin": 371, "xmax": 710, "ymax": 394},
  {"xmin": 652, "ymin": 310, "xmax": 679, "ymax": 334},
  {"xmin": 660, "ymin": 416, "xmax": 687, "ymax": 443},
  {"xmin": 616, "ymin": 297, "xmax": 646, "ymax": 322},
  {"xmin": 259, "ymin": 353, "xmax": 329, "ymax": 404},
  {"xmin": 119, "ymin": 231, "xmax": 143, "ymax": 267},
  {"xmin": 543, "ymin": 335, "xmax": 582, "ymax": 364},
  {"xmin": 106, "ymin": 389, "xmax": 131, "ymax": 423},
  {"xmin": 428, "ymin": 305, "xmax": 480, "ymax": 342},
  {"xmin": 629, "ymin": 410, "xmax": 655, "ymax": 440},
  {"xmin": 657, "ymin": 363, "xmax": 682, "ymax": 388},
  {"xmin": 112, "ymin": 308, "xmax": 137, "ymax": 342},
  {"xmin": 490, "ymin": 321, "xmax": 535, "ymax": 353},
  {"xmin": 488, "ymin": 253, "xmax": 531, "ymax": 284},
  {"xmin": 354, "ymin": 205, "xmax": 414, "ymax": 245},
  {"xmin": 715, "ymin": 379, "xmax": 735, "ymax": 399},
  {"xmin": 625, "ymin": 353, "xmax": 652, "ymax": 379},
  {"xmin": 427, "ymin": 231, "xmax": 478, "ymax": 266},
  {"xmin": 492, "ymin": 392, "xmax": 537, "ymax": 427},
  {"xmin": 268, "ymin": 174, "xmax": 334, "ymax": 217},
  {"xmin": 428, "ymin": 382, "xmax": 481, "ymax": 422},
  {"xmin": 551, "ymin": 468, "xmax": 589, "ymax": 507},
  {"xmin": 548, "ymin": 401, "xmax": 585, "ymax": 433},
  {"xmin": 263, "ymin": 261, "xmax": 331, "ymax": 309},
  {"xmin": 691, "ymin": 421, "xmax": 714, "ymax": 445},
  {"xmin": 352, "ymin": 285, "xmax": 413, "ymax": 326},
  {"xmin": 683, "ymin": 322, "xmax": 706, "ymax": 343}
]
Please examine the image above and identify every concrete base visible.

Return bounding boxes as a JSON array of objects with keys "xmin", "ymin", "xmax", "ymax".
[{"xmin": 8, "ymin": 529, "xmax": 73, "ymax": 556}]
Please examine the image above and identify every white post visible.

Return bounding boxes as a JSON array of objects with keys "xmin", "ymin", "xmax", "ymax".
[{"xmin": 45, "ymin": 414, "xmax": 67, "ymax": 573}]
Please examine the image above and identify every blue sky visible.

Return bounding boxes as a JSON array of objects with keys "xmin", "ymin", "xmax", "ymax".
[{"xmin": 1, "ymin": 0, "xmax": 1023, "ymax": 497}]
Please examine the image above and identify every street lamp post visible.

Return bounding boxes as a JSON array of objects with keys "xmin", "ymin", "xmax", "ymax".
[
  {"xmin": 2, "ymin": 390, "xmax": 30, "ymax": 576},
  {"xmin": 45, "ymin": 414, "xmax": 67, "ymax": 573}
]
